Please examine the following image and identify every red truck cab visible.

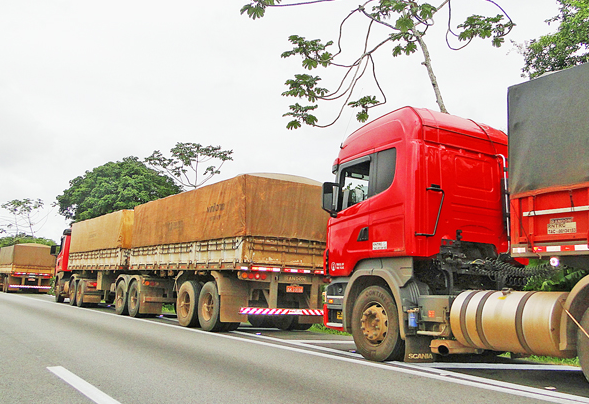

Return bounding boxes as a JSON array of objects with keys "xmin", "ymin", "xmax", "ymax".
[
  {"xmin": 323, "ymin": 106, "xmax": 509, "ymax": 279},
  {"xmin": 51, "ymin": 229, "xmax": 72, "ymax": 302}
]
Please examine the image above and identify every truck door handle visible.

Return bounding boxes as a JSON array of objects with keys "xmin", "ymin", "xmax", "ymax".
[
  {"xmin": 415, "ymin": 184, "xmax": 445, "ymax": 237},
  {"xmin": 357, "ymin": 227, "xmax": 369, "ymax": 242}
]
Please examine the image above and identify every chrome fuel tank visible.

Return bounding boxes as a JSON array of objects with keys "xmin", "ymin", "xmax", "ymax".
[{"xmin": 450, "ymin": 290, "xmax": 569, "ymax": 357}]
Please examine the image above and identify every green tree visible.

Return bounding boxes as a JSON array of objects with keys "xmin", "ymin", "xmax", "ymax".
[
  {"xmin": 0, "ymin": 234, "xmax": 56, "ymax": 248},
  {"xmin": 520, "ymin": 0, "xmax": 589, "ymax": 79},
  {"xmin": 56, "ymin": 156, "xmax": 182, "ymax": 222},
  {"xmin": 241, "ymin": 0, "xmax": 514, "ymax": 127},
  {"xmin": 145, "ymin": 143, "xmax": 233, "ymax": 190},
  {"xmin": 1, "ymin": 198, "xmax": 45, "ymax": 238}
]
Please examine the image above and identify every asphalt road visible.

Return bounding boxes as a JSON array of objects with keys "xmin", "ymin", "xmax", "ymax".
[{"xmin": 1, "ymin": 292, "xmax": 588, "ymax": 404}]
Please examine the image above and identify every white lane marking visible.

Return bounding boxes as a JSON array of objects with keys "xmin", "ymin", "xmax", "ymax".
[
  {"xmin": 13, "ymin": 294, "xmax": 589, "ymax": 404},
  {"xmin": 47, "ymin": 366, "xmax": 121, "ymax": 404},
  {"xmin": 272, "ymin": 339, "xmax": 354, "ymax": 344},
  {"xmin": 420, "ymin": 363, "xmax": 581, "ymax": 371}
]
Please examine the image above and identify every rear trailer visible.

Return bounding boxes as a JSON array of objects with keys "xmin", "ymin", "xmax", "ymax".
[
  {"xmin": 0, "ymin": 244, "xmax": 54, "ymax": 293},
  {"xmin": 509, "ymin": 63, "xmax": 589, "ymax": 260},
  {"xmin": 56, "ymin": 174, "xmax": 328, "ymax": 331}
]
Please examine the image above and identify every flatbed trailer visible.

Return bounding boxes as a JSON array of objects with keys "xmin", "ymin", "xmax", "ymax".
[
  {"xmin": 53, "ymin": 173, "xmax": 328, "ymax": 331},
  {"xmin": 0, "ymin": 243, "xmax": 54, "ymax": 293}
]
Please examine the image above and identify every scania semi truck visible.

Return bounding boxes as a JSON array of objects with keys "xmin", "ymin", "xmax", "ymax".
[{"xmin": 322, "ymin": 63, "xmax": 589, "ymax": 381}]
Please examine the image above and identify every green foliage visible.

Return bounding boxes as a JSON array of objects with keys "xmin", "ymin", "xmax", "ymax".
[
  {"xmin": 56, "ymin": 156, "xmax": 181, "ymax": 222},
  {"xmin": 310, "ymin": 323, "xmax": 351, "ymax": 336},
  {"xmin": 145, "ymin": 143, "xmax": 233, "ymax": 190},
  {"xmin": 0, "ymin": 234, "xmax": 56, "ymax": 247},
  {"xmin": 240, "ymin": 0, "xmax": 282, "ymax": 20},
  {"xmin": 457, "ymin": 14, "xmax": 514, "ymax": 47},
  {"xmin": 521, "ymin": 0, "xmax": 589, "ymax": 79},
  {"xmin": 1, "ymin": 198, "xmax": 44, "ymax": 237},
  {"xmin": 242, "ymin": 0, "xmax": 514, "ymax": 127},
  {"xmin": 348, "ymin": 96, "xmax": 380, "ymax": 122},
  {"xmin": 283, "ymin": 103, "xmax": 319, "ymax": 129},
  {"xmin": 524, "ymin": 265, "xmax": 589, "ymax": 291}
]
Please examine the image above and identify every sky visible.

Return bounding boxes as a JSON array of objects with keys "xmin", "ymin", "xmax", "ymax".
[{"xmin": 0, "ymin": 0, "xmax": 561, "ymax": 241}]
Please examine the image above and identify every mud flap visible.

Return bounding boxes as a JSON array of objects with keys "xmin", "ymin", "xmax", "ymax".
[{"xmin": 404, "ymin": 335, "xmax": 436, "ymax": 363}]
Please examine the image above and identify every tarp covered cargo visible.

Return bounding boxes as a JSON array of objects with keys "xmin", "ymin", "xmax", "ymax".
[
  {"xmin": 132, "ymin": 173, "xmax": 328, "ymax": 248},
  {"xmin": 508, "ymin": 63, "xmax": 589, "ymax": 196},
  {"xmin": 0, "ymin": 243, "xmax": 55, "ymax": 269},
  {"xmin": 70, "ymin": 210, "xmax": 134, "ymax": 253}
]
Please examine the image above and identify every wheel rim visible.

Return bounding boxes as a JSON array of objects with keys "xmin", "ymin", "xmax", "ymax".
[
  {"xmin": 201, "ymin": 293, "xmax": 214, "ymax": 322},
  {"xmin": 76, "ymin": 282, "xmax": 83, "ymax": 302},
  {"xmin": 69, "ymin": 282, "xmax": 76, "ymax": 300},
  {"xmin": 360, "ymin": 303, "xmax": 388, "ymax": 344},
  {"xmin": 129, "ymin": 285, "xmax": 138, "ymax": 311},
  {"xmin": 115, "ymin": 286, "xmax": 124, "ymax": 308},
  {"xmin": 178, "ymin": 291, "xmax": 191, "ymax": 318}
]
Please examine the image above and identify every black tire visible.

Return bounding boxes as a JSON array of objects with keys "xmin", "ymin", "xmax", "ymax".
[
  {"xmin": 128, "ymin": 281, "xmax": 143, "ymax": 318},
  {"xmin": 104, "ymin": 291, "xmax": 115, "ymax": 305},
  {"xmin": 248, "ymin": 315, "xmax": 273, "ymax": 328},
  {"xmin": 68, "ymin": 280, "xmax": 77, "ymax": 306},
  {"xmin": 76, "ymin": 280, "xmax": 86, "ymax": 307},
  {"xmin": 54, "ymin": 280, "xmax": 65, "ymax": 303},
  {"xmin": 114, "ymin": 281, "xmax": 129, "ymax": 315},
  {"xmin": 351, "ymin": 285, "xmax": 405, "ymax": 362},
  {"xmin": 219, "ymin": 322, "xmax": 240, "ymax": 332},
  {"xmin": 198, "ymin": 281, "xmax": 223, "ymax": 332},
  {"xmin": 291, "ymin": 317, "xmax": 313, "ymax": 331},
  {"xmin": 578, "ymin": 307, "xmax": 589, "ymax": 382},
  {"xmin": 272, "ymin": 315, "xmax": 295, "ymax": 331},
  {"xmin": 177, "ymin": 281, "xmax": 202, "ymax": 327}
]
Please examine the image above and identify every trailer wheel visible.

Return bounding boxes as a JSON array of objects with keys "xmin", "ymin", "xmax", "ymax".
[
  {"xmin": 221, "ymin": 322, "xmax": 240, "ymax": 332},
  {"xmin": 351, "ymin": 285, "xmax": 405, "ymax": 362},
  {"xmin": 2, "ymin": 276, "xmax": 8, "ymax": 293},
  {"xmin": 198, "ymin": 281, "xmax": 223, "ymax": 332},
  {"xmin": 272, "ymin": 315, "xmax": 295, "ymax": 331},
  {"xmin": 578, "ymin": 307, "xmax": 589, "ymax": 382},
  {"xmin": 76, "ymin": 280, "xmax": 86, "ymax": 308},
  {"xmin": 128, "ymin": 281, "xmax": 144, "ymax": 318},
  {"xmin": 248, "ymin": 315, "xmax": 273, "ymax": 328},
  {"xmin": 68, "ymin": 280, "xmax": 78, "ymax": 306},
  {"xmin": 177, "ymin": 281, "xmax": 202, "ymax": 327},
  {"xmin": 115, "ymin": 281, "xmax": 129, "ymax": 315}
]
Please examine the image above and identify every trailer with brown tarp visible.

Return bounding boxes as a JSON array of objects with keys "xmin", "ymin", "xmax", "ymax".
[
  {"xmin": 0, "ymin": 244, "xmax": 55, "ymax": 293},
  {"xmin": 53, "ymin": 173, "xmax": 328, "ymax": 331}
]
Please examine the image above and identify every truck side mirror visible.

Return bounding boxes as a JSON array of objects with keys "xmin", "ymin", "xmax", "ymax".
[
  {"xmin": 322, "ymin": 182, "xmax": 339, "ymax": 218},
  {"xmin": 50, "ymin": 245, "xmax": 60, "ymax": 256}
]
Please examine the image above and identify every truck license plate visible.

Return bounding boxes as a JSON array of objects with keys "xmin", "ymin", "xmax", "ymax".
[{"xmin": 287, "ymin": 285, "xmax": 304, "ymax": 293}]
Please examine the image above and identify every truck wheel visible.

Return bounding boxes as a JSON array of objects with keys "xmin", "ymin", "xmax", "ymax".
[
  {"xmin": 128, "ymin": 281, "xmax": 143, "ymax": 318},
  {"xmin": 2, "ymin": 276, "xmax": 8, "ymax": 293},
  {"xmin": 578, "ymin": 307, "xmax": 589, "ymax": 382},
  {"xmin": 198, "ymin": 281, "xmax": 223, "ymax": 332},
  {"xmin": 351, "ymin": 285, "xmax": 405, "ymax": 362},
  {"xmin": 68, "ymin": 280, "xmax": 78, "ymax": 306},
  {"xmin": 115, "ymin": 281, "xmax": 129, "ymax": 315},
  {"xmin": 248, "ymin": 315, "xmax": 273, "ymax": 328},
  {"xmin": 272, "ymin": 315, "xmax": 295, "ymax": 331},
  {"xmin": 177, "ymin": 281, "xmax": 202, "ymax": 327},
  {"xmin": 54, "ymin": 281, "xmax": 65, "ymax": 303},
  {"xmin": 76, "ymin": 280, "xmax": 86, "ymax": 308},
  {"xmin": 221, "ymin": 322, "xmax": 240, "ymax": 332},
  {"xmin": 291, "ymin": 317, "xmax": 313, "ymax": 331}
]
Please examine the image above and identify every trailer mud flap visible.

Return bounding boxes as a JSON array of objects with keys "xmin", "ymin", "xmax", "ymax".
[{"xmin": 404, "ymin": 335, "xmax": 436, "ymax": 363}]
